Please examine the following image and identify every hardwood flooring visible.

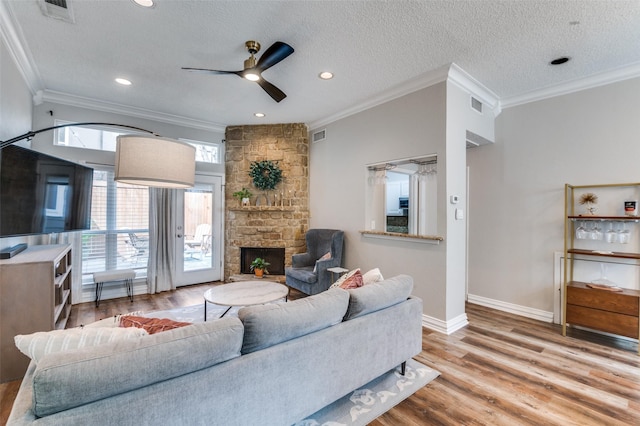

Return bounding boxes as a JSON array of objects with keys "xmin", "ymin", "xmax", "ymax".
[{"xmin": 1, "ymin": 284, "xmax": 639, "ymax": 425}]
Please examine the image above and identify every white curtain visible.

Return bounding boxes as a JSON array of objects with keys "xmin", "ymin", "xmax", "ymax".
[{"xmin": 147, "ymin": 188, "xmax": 177, "ymax": 293}]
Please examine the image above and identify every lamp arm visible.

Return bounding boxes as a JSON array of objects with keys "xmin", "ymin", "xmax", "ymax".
[{"xmin": 0, "ymin": 122, "xmax": 158, "ymax": 150}]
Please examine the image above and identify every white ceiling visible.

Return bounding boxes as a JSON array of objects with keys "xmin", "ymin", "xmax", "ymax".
[{"xmin": 3, "ymin": 0, "xmax": 640, "ymax": 132}]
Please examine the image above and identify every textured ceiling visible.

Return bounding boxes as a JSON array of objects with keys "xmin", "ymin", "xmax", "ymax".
[{"xmin": 3, "ymin": 0, "xmax": 640, "ymax": 131}]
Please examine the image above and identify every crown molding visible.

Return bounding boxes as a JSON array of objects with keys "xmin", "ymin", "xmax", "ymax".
[
  {"xmin": 308, "ymin": 65, "xmax": 450, "ymax": 130},
  {"xmin": 500, "ymin": 61, "xmax": 640, "ymax": 109},
  {"xmin": 37, "ymin": 90, "xmax": 226, "ymax": 133},
  {"xmin": 0, "ymin": 2, "xmax": 43, "ymax": 94},
  {"xmin": 447, "ymin": 63, "xmax": 501, "ymax": 116}
]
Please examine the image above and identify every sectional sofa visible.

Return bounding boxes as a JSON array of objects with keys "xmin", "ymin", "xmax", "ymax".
[{"xmin": 8, "ymin": 275, "xmax": 423, "ymax": 425}]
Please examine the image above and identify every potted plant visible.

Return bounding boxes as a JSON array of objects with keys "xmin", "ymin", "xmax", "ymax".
[
  {"xmin": 232, "ymin": 188, "xmax": 253, "ymax": 206},
  {"xmin": 250, "ymin": 257, "xmax": 270, "ymax": 278}
]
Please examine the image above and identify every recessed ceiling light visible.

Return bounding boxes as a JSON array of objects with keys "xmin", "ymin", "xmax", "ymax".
[
  {"xmin": 115, "ymin": 78, "xmax": 132, "ymax": 85},
  {"xmin": 550, "ymin": 57, "xmax": 570, "ymax": 66},
  {"xmin": 319, "ymin": 71, "xmax": 334, "ymax": 80},
  {"xmin": 132, "ymin": 0, "xmax": 154, "ymax": 7},
  {"xmin": 254, "ymin": 113, "xmax": 265, "ymax": 118}
]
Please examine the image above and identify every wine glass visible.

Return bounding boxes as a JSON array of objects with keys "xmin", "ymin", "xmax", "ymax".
[
  {"xmin": 618, "ymin": 222, "xmax": 630, "ymax": 244},
  {"xmin": 575, "ymin": 221, "xmax": 587, "ymax": 239},
  {"xmin": 605, "ymin": 222, "xmax": 618, "ymax": 243},
  {"xmin": 589, "ymin": 222, "xmax": 602, "ymax": 240}
]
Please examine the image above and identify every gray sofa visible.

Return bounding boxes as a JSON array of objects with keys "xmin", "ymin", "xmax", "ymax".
[{"xmin": 8, "ymin": 275, "xmax": 422, "ymax": 426}]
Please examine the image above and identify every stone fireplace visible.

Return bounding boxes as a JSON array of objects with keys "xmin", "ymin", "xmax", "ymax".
[{"xmin": 224, "ymin": 124, "xmax": 309, "ymax": 280}]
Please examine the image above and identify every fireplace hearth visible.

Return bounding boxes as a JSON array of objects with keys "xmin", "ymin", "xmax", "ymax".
[{"xmin": 240, "ymin": 247, "xmax": 285, "ymax": 275}]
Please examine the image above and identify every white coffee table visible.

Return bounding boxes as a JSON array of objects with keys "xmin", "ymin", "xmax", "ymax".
[{"xmin": 203, "ymin": 281, "xmax": 289, "ymax": 320}]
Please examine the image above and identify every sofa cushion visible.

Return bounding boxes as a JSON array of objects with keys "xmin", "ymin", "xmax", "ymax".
[
  {"xmin": 32, "ymin": 317, "xmax": 244, "ymax": 417},
  {"xmin": 343, "ymin": 274, "xmax": 414, "ymax": 321},
  {"xmin": 239, "ymin": 288, "xmax": 349, "ymax": 354},
  {"xmin": 14, "ymin": 327, "xmax": 148, "ymax": 364}
]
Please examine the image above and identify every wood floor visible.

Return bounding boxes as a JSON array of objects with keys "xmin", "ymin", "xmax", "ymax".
[{"xmin": 2, "ymin": 283, "xmax": 639, "ymax": 425}]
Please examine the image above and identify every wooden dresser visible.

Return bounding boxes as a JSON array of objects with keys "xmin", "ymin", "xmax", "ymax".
[{"xmin": 566, "ymin": 281, "xmax": 640, "ymax": 340}]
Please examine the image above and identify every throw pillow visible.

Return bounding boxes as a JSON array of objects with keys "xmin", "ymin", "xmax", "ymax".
[
  {"xmin": 362, "ymin": 267, "xmax": 384, "ymax": 285},
  {"xmin": 119, "ymin": 315, "xmax": 191, "ymax": 334},
  {"xmin": 339, "ymin": 269, "xmax": 364, "ymax": 289},
  {"xmin": 330, "ymin": 268, "xmax": 360, "ymax": 288},
  {"xmin": 82, "ymin": 310, "xmax": 146, "ymax": 328},
  {"xmin": 313, "ymin": 251, "xmax": 332, "ymax": 273},
  {"xmin": 14, "ymin": 327, "xmax": 148, "ymax": 364}
]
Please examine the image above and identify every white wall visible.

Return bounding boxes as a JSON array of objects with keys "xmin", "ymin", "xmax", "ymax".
[
  {"xmin": 309, "ymin": 83, "xmax": 450, "ymax": 321},
  {"xmin": 467, "ymin": 77, "xmax": 640, "ymax": 319},
  {"xmin": 0, "ymin": 36, "xmax": 32, "ymax": 145}
]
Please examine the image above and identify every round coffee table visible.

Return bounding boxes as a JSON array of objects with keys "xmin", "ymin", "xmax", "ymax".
[{"xmin": 203, "ymin": 281, "xmax": 289, "ymax": 320}]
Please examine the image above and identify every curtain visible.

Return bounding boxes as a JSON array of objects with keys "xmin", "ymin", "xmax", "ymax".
[{"xmin": 147, "ymin": 188, "xmax": 177, "ymax": 293}]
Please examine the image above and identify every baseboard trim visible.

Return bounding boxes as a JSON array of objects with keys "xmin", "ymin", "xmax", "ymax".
[
  {"xmin": 467, "ymin": 294, "xmax": 554, "ymax": 323},
  {"xmin": 422, "ymin": 312, "xmax": 469, "ymax": 335}
]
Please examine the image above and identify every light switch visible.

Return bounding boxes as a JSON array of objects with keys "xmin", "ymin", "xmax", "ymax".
[{"xmin": 455, "ymin": 208, "xmax": 464, "ymax": 220}]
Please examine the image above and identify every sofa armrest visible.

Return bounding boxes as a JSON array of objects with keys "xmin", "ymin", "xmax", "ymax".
[{"xmin": 292, "ymin": 252, "xmax": 313, "ymax": 267}]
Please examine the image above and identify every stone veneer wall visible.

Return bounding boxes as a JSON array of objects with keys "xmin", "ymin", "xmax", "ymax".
[{"xmin": 224, "ymin": 124, "xmax": 309, "ymax": 280}]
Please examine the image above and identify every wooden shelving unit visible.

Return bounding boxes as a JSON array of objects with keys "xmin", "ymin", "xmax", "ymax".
[
  {"xmin": 563, "ymin": 183, "xmax": 640, "ymax": 353},
  {"xmin": 0, "ymin": 244, "xmax": 73, "ymax": 382}
]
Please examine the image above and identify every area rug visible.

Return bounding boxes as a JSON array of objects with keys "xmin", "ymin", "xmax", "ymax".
[
  {"xmin": 139, "ymin": 304, "xmax": 440, "ymax": 425},
  {"xmin": 293, "ymin": 359, "xmax": 439, "ymax": 426}
]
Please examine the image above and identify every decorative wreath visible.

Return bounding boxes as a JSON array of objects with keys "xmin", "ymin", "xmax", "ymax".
[{"xmin": 249, "ymin": 160, "xmax": 283, "ymax": 191}]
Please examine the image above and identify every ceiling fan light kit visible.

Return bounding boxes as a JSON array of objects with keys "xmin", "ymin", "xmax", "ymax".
[{"xmin": 183, "ymin": 40, "xmax": 294, "ymax": 102}]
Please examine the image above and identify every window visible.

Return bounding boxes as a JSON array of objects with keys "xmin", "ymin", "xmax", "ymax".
[
  {"xmin": 54, "ymin": 122, "xmax": 125, "ymax": 151},
  {"xmin": 81, "ymin": 169, "xmax": 149, "ymax": 286},
  {"xmin": 180, "ymin": 138, "xmax": 221, "ymax": 164},
  {"xmin": 54, "ymin": 122, "xmax": 221, "ymax": 164}
]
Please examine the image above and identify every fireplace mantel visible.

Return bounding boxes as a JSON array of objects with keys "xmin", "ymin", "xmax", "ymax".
[{"xmin": 228, "ymin": 206, "xmax": 299, "ymax": 212}]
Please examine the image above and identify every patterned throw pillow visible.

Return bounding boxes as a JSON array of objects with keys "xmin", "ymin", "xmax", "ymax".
[
  {"xmin": 14, "ymin": 327, "xmax": 148, "ymax": 364},
  {"xmin": 330, "ymin": 268, "xmax": 361, "ymax": 288},
  {"xmin": 339, "ymin": 269, "xmax": 364, "ymax": 289},
  {"xmin": 313, "ymin": 251, "xmax": 332, "ymax": 273},
  {"xmin": 119, "ymin": 315, "xmax": 191, "ymax": 335}
]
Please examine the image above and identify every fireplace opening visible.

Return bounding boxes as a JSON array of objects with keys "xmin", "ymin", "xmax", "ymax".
[{"xmin": 240, "ymin": 247, "xmax": 285, "ymax": 275}]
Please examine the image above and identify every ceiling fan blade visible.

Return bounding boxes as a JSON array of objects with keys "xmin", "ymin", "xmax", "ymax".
[
  {"xmin": 181, "ymin": 67, "xmax": 243, "ymax": 77},
  {"xmin": 257, "ymin": 78, "xmax": 287, "ymax": 102},
  {"xmin": 255, "ymin": 41, "xmax": 294, "ymax": 73}
]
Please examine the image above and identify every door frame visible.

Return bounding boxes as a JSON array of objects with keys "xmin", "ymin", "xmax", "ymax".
[{"xmin": 174, "ymin": 173, "xmax": 224, "ymax": 286}]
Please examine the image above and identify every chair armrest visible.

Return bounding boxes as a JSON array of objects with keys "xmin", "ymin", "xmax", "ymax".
[
  {"xmin": 292, "ymin": 253, "xmax": 313, "ymax": 267},
  {"xmin": 315, "ymin": 257, "xmax": 339, "ymax": 272}
]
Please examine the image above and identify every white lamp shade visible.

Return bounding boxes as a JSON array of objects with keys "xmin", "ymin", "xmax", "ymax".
[{"xmin": 115, "ymin": 135, "xmax": 196, "ymax": 188}]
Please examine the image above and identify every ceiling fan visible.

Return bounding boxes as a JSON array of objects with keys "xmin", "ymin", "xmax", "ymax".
[{"xmin": 182, "ymin": 40, "xmax": 294, "ymax": 103}]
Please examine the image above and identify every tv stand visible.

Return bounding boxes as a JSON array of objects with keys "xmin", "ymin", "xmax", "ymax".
[{"xmin": 0, "ymin": 244, "xmax": 72, "ymax": 382}]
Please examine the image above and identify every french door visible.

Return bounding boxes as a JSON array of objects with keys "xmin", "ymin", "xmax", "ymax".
[{"xmin": 173, "ymin": 174, "xmax": 223, "ymax": 286}]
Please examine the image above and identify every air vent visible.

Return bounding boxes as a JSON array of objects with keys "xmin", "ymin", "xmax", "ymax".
[
  {"xmin": 312, "ymin": 129, "xmax": 326, "ymax": 143},
  {"xmin": 38, "ymin": 0, "xmax": 75, "ymax": 23},
  {"xmin": 470, "ymin": 97, "xmax": 483, "ymax": 114},
  {"xmin": 466, "ymin": 130, "xmax": 493, "ymax": 149}
]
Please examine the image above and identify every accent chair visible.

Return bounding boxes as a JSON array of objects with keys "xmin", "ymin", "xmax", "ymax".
[{"xmin": 285, "ymin": 229, "xmax": 344, "ymax": 295}]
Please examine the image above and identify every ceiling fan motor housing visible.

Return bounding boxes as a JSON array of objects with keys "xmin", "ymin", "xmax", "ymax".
[{"xmin": 245, "ymin": 40, "xmax": 260, "ymax": 54}]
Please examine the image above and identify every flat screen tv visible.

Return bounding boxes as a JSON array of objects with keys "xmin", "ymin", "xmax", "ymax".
[{"xmin": 0, "ymin": 145, "xmax": 93, "ymax": 237}]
